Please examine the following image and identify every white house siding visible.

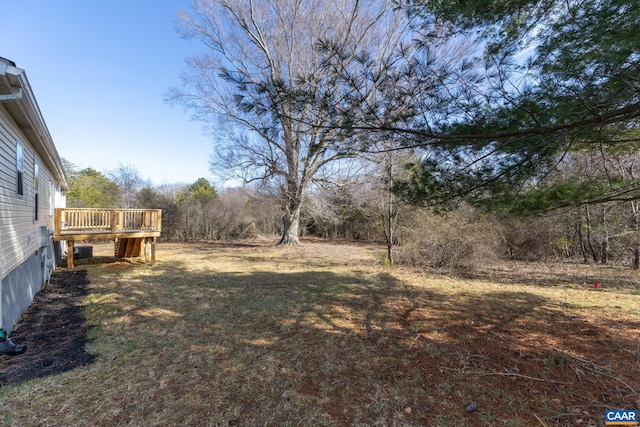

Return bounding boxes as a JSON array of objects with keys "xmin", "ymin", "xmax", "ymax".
[
  {"xmin": 0, "ymin": 104, "xmax": 50, "ymax": 271},
  {"xmin": 0, "ymin": 103, "xmax": 61, "ymax": 331},
  {"xmin": 0, "ymin": 58, "xmax": 68, "ymax": 333}
]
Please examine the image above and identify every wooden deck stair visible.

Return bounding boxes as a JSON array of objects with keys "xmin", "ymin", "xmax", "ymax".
[{"xmin": 116, "ymin": 237, "xmax": 143, "ymax": 258}]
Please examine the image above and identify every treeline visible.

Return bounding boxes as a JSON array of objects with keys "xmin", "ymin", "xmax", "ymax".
[
  {"xmin": 65, "ymin": 159, "xmax": 640, "ymax": 271},
  {"xmin": 64, "ymin": 162, "xmax": 281, "ymax": 241}
]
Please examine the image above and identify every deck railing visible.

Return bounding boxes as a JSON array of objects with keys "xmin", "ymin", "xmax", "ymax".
[{"xmin": 54, "ymin": 208, "xmax": 162, "ymax": 235}]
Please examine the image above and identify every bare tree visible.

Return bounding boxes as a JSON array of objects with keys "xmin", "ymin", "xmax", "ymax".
[
  {"xmin": 357, "ymin": 145, "xmax": 416, "ymax": 264},
  {"xmin": 374, "ymin": 150, "xmax": 404, "ymax": 265},
  {"xmin": 170, "ymin": 0, "xmax": 409, "ymax": 245},
  {"xmin": 108, "ymin": 163, "xmax": 144, "ymax": 208}
]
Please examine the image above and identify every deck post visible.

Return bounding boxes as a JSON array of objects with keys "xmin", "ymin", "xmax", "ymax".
[
  {"xmin": 139, "ymin": 238, "xmax": 145, "ymax": 259},
  {"xmin": 54, "ymin": 208, "xmax": 62, "ymax": 236},
  {"xmin": 66, "ymin": 240, "xmax": 75, "ymax": 270},
  {"xmin": 143, "ymin": 238, "xmax": 149, "ymax": 263},
  {"xmin": 110, "ymin": 210, "xmax": 117, "ymax": 233}
]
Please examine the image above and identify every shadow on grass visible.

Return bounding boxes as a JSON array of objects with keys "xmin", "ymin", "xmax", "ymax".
[
  {"xmin": 6, "ymin": 246, "xmax": 639, "ymax": 425},
  {"xmin": 77, "ymin": 254, "xmax": 640, "ymax": 425}
]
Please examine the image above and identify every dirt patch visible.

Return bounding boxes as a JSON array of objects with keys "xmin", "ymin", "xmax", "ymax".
[{"xmin": 0, "ymin": 270, "xmax": 95, "ymax": 385}]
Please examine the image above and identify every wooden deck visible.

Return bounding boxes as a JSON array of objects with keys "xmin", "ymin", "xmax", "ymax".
[{"xmin": 53, "ymin": 208, "xmax": 162, "ymax": 269}]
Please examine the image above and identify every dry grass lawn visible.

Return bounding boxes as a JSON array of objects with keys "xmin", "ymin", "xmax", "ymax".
[{"xmin": 1, "ymin": 238, "xmax": 639, "ymax": 426}]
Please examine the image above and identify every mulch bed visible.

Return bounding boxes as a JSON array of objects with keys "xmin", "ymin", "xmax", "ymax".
[{"xmin": 0, "ymin": 270, "xmax": 95, "ymax": 385}]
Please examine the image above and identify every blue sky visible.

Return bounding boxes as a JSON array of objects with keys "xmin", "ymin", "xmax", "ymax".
[{"xmin": 2, "ymin": 1, "xmax": 219, "ymax": 187}]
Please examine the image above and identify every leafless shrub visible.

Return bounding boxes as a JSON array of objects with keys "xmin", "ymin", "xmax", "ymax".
[
  {"xmin": 303, "ymin": 184, "xmax": 381, "ymax": 241},
  {"xmin": 496, "ymin": 216, "xmax": 566, "ymax": 261},
  {"xmin": 396, "ymin": 207, "xmax": 501, "ymax": 272}
]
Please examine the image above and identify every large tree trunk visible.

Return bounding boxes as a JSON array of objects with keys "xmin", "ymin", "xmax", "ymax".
[{"xmin": 279, "ymin": 207, "xmax": 302, "ymax": 245}]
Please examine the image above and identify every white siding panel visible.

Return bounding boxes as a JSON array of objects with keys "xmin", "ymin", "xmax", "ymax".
[{"xmin": 0, "ymin": 105, "xmax": 56, "ymax": 278}]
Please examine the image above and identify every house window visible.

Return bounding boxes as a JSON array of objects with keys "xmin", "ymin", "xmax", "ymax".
[
  {"xmin": 16, "ymin": 143, "xmax": 24, "ymax": 195},
  {"xmin": 34, "ymin": 162, "xmax": 39, "ymax": 220}
]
